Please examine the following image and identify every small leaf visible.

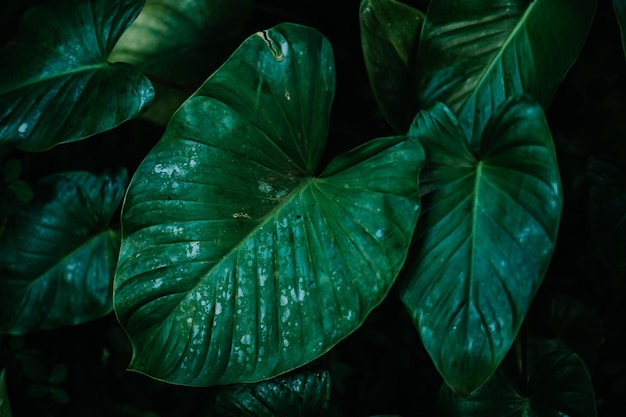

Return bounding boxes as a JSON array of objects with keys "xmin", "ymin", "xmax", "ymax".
[
  {"xmin": 7, "ymin": 180, "xmax": 33, "ymax": 203},
  {"xmin": 359, "ymin": 0, "xmax": 424, "ymax": 133},
  {"xmin": 49, "ymin": 386, "xmax": 69, "ymax": 405},
  {"xmin": 0, "ymin": 168, "xmax": 128, "ymax": 334},
  {"xmin": 114, "ymin": 23, "xmax": 423, "ymax": 386},
  {"xmin": 417, "ymin": 0, "xmax": 597, "ymax": 145},
  {"xmin": 109, "ymin": 0, "xmax": 253, "ymax": 124},
  {"xmin": 49, "ymin": 364, "xmax": 68, "ymax": 385},
  {"xmin": 2, "ymin": 159, "xmax": 21, "ymax": 182},
  {"xmin": 400, "ymin": 95, "xmax": 562, "ymax": 395},
  {"xmin": 0, "ymin": 0, "xmax": 154, "ymax": 151},
  {"xmin": 438, "ymin": 351, "xmax": 597, "ymax": 417},
  {"xmin": 216, "ymin": 369, "xmax": 331, "ymax": 417}
]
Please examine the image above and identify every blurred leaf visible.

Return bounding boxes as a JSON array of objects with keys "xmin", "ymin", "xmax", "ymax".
[
  {"xmin": 216, "ymin": 369, "xmax": 331, "ymax": 417},
  {"xmin": 114, "ymin": 23, "xmax": 423, "ymax": 386},
  {"xmin": 417, "ymin": 0, "xmax": 596, "ymax": 146},
  {"xmin": 400, "ymin": 95, "xmax": 562, "ymax": 395},
  {"xmin": 359, "ymin": 0, "xmax": 424, "ymax": 133},
  {"xmin": 49, "ymin": 364, "xmax": 68, "ymax": 385},
  {"xmin": 0, "ymin": 168, "xmax": 128, "ymax": 334},
  {"xmin": 0, "ymin": 369, "xmax": 12, "ymax": 417},
  {"xmin": 0, "ymin": 0, "xmax": 154, "ymax": 151},
  {"xmin": 614, "ymin": 0, "xmax": 626, "ymax": 58},
  {"xmin": 49, "ymin": 386, "xmax": 69, "ymax": 404},
  {"xmin": 439, "ymin": 351, "xmax": 597, "ymax": 416},
  {"xmin": 110, "ymin": 0, "xmax": 253, "ymax": 124},
  {"xmin": 2, "ymin": 159, "xmax": 21, "ymax": 182},
  {"xmin": 550, "ymin": 295, "xmax": 604, "ymax": 364},
  {"xmin": 588, "ymin": 157, "xmax": 626, "ymax": 280}
]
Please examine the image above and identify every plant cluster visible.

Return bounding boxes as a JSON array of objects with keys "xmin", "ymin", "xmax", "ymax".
[{"xmin": 1, "ymin": 0, "xmax": 625, "ymax": 416}]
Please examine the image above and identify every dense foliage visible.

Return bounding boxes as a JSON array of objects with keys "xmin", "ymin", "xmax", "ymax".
[{"xmin": 1, "ymin": 0, "xmax": 624, "ymax": 416}]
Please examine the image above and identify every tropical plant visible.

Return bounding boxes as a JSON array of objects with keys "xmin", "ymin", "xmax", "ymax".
[{"xmin": 0, "ymin": 0, "xmax": 623, "ymax": 416}]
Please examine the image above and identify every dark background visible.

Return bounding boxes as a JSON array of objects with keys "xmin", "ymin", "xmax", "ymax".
[{"xmin": 1, "ymin": 1, "xmax": 625, "ymax": 416}]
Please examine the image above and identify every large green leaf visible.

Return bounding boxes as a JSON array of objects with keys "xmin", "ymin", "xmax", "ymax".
[
  {"xmin": 0, "ymin": 0, "xmax": 154, "ymax": 151},
  {"xmin": 0, "ymin": 169, "xmax": 128, "ymax": 334},
  {"xmin": 114, "ymin": 23, "xmax": 423, "ymax": 386},
  {"xmin": 438, "ymin": 352, "xmax": 597, "ymax": 417},
  {"xmin": 359, "ymin": 0, "xmax": 424, "ymax": 134},
  {"xmin": 109, "ymin": 0, "xmax": 252, "ymax": 124},
  {"xmin": 400, "ymin": 95, "xmax": 562, "ymax": 395},
  {"xmin": 417, "ymin": 0, "xmax": 596, "ymax": 146},
  {"xmin": 215, "ymin": 369, "xmax": 331, "ymax": 417}
]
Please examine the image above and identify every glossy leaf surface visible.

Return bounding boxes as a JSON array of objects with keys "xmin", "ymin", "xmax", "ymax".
[
  {"xmin": 0, "ymin": 169, "xmax": 128, "ymax": 334},
  {"xmin": 359, "ymin": 0, "xmax": 424, "ymax": 133},
  {"xmin": 0, "ymin": 0, "xmax": 154, "ymax": 151},
  {"xmin": 114, "ymin": 23, "xmax": 423, "ymax": 386},
  {"xmin": 216, "ymin": 369, "xmax": 331, "ymax": 417},
  {"xmin": 109, "ymin": 0, "xmax": 252, "ymax": 124},
  {"xmin": 439, "ymin": 352, "xmax": 597, "ymax": 417},
  {"xmin": 417, "ymin": 0, "xmax": 596, "ymax": 145},
  {"xmin": 400, "ymin": 96, "xmax": 562, "ymax": 395}
]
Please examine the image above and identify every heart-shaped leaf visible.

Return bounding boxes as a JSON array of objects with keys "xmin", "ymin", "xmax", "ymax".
[
  {"xmin": 438, "ymin": 352, "xmax": 597, "ymax": 417},
  {"xmin": 359, "ymin": 0, "xmax": 424, "ymax": 134},
  {"xmin": 215, "ymin": 368, "xmax": 331, "ymax": 417},
  {"xmin": 114, "ymin": 23, "xmax": 423, "ymax": 386},
  {"xmin": 0, "ymin": 0, "xmax": 154, "ymax": 151},
  {"xmin": 417, "ymin": 0, "xmax": 596, "ymax": 146},
  {"xmin": 109, "ymin": 0, "xmax": 252, "ymax": 124},
  {"xmin": 0, "ymin": 168, "xmax": 128, "ymax": 334},
  {"xmin": 400, "ymin": 95, "xmax": 562, "ymax": 395}
]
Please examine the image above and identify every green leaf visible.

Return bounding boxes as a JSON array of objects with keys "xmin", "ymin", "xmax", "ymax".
[
  {"xmin": 614, "ymin": 0, "xmax": 626, "ymax": 58},
  {"xmin": 587, "ymin": 157, "xmax": 626, "ymax": 280},
  {"xmin": 0, "ymin": 369, "xmax": 12, "ymax": 417},
  {"xmin": 215, "ymin": 369, "xmax": 331, "ymax": 417},
  {"xmin": 400, "ymin": 95, "xmax": 562, "ymax": 395},
  {"xmin": 359, "ymin": 0, "xmax": 424, "ymax": 134},
  {"xmin": 439, "ymin": 352, "xmax": 597, "ymax": 417},
  {"xmin": 114, "ymin": 23, "xmax": 424, "ymax": 386},
  {"xmin": 417, "ymin": 0, "xmax": 596, "ymax": 146},
  {"xmin": 0, "ymin": 0, "xmax": 154, "ymax": 151},
  {"xmin": 0, "ymin": 168, "xmax": 128, "ymax": 334},
  {"xmin": 109, "ymin": 0, "xmax": 253, "ymax": 124}
]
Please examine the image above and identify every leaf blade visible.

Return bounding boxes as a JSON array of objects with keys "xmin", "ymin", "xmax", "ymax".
[{"xmin": 400, "ymin": 96, "xmax": 562, "ymax": 395}]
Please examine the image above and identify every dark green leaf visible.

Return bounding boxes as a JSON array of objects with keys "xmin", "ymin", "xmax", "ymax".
[
  {"xmin": 550, "ymin": 295, "xmax": 603, "ymax": 364},
  {"xmin": 359, "ymin": 0, "xmax": 424, "ymax": 133},
  {"xmin": 0, "ymin": 168, "xmax": 128, "ymax": 334},
  {"xmin": 439, "ymin": 351, "xmax": 597, "ymax": 417},
  {"xmin": 109, "ymin": 0, "xmax": 252, "ymax": 124},
  {"xmin": 216, "ymin": 369, "xmax": 331, "ymax": 417},
  {"xmin": 614, "ymin": 0, "xmax": 626, "ymax": 58},
  {"xmin": 2, "ymin": 159, "xmax": 21, "ymax": 182},
  {"xmin": 7, "ymin": 181, "xmax": 33, "ymax": 203},
  {"xmin": 587, "ymin": 157, "xmax": 626, "ymax": 280},
  {"xmin": 417, "ymin": 0, "xmax": 596, "ymax": 145},
  {"xmin": 114, "ymin": 23, "xmax": 423, "ymax": 386},
  {"xmin": 0, "ymin": 369, "xmax": 11, "ymax": 417},
  {"xmin": 0, "ymin": 0, "xmax": 154, "ymax": 151},
  {"xmin": 400, "ymin": 95, "xmax": 562, "ymax": 395}
]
